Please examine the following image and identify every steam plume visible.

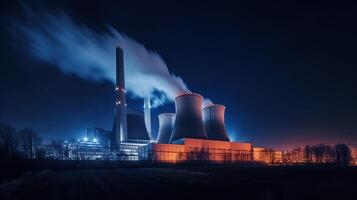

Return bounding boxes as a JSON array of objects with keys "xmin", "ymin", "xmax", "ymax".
[
  {"xmin": 10, "ymin": 8, "xmax": 189, "ymax": 107},
  {"xmin": 202, "ymin": 98, "xmax": 214, "ymax": 109}
]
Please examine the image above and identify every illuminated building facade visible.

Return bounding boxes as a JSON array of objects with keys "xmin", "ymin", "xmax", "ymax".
[
  {"xmin": 349, "ymin": 144, "xmax": 357, "ymax": 166},
  {"xmin": 253, "ymin": 147, "xmax": 283, "ymax": 164},
  {"xmin": 139, "ymin": 138, "xmax": 252, "ymax": 163},
  {"xmin": 282, "ymin": 148, "xmax": 305, "ymax": 164}
]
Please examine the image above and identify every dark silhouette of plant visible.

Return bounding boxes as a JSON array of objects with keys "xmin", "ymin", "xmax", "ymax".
[
  {"xmin": 18, "ymin": 129, "xmax": 42, "ymax": 159},
  {"xmin": 0, "ymin": 122, "xmax": 19, "ymax": 158},
  {"xmin": 335, "ymin": 144, "xmax": 352, "ymax": 166}
]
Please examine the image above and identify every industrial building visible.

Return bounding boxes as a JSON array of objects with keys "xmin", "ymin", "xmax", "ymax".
[
  {"xmin": 138, "ymin": 92, "xmax": 254, "ymax": 163},
  {"xmin": 108, "ymin": 46, "xmax": 275, "ymax": 163},
  {"xmin": 57, "ymin": 46, "xmax": 277, "ymax": 164},
  {"xmin": 253, "ymin": 147, "xmax": 283, "ymax": 164},
  {"xmin": 139, "ymin": 138, "xmax": 252, "ymax": 163},
  {"xmin": 37, "ymin": 46, "xmax": 353, "ymax": 166},
  {"xmin": 349, "ymin": 144, "xmax": 357, "ymax": 166}
]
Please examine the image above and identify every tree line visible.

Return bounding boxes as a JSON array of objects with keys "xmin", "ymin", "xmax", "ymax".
[
  {"xmin": 283, "ymin": 143, "xmax": 352, "ymax": 166},
  {"xmin": 0, "ymin": 122, "xmax": 43, "ymax": 160}
]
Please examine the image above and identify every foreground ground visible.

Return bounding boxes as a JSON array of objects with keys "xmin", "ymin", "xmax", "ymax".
[{"xmin": 1, "ymin": 166, "xmax": 356, "ymax": 200}]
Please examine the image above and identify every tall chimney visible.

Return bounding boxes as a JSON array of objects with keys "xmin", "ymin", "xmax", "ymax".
[
  {"xmin": 144, "ymin": 97, "xmax": 152, "ymax": 140},
  {"xmin": 115, "ymin": 47, "xmax": 127, "ymax": 145}
]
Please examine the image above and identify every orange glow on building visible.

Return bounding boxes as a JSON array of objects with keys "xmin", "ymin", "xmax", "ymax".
[
  {"xmin": 139, "ymin": 138, "xmax": 253, "ymax": 163},
  {"xmin": 282, "ymin": 148, "xmax": 305, "ymax": 164},
  {"xmin": 349, "ymin": 144, "xmax": 357, "ymax": 166},
  {"xmin": 253, "ymin": 147, "xmax": 283, "ymax": 165}
]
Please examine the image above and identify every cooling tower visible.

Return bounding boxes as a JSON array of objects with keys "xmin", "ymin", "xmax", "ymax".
[
  {"xmin": 115, "ymin": 47, "xmax": 127, "ymax": 145},
  {"xmin": 170, "ymin": 93, "xmax": 208, "ymax": 143},
  {"xmin": 202, "ymin": 104, "xmax": 230, "ymax": 141},
  {"xmin": 157, "ymin": 113, "xmax": 175, "ymax": 144}
]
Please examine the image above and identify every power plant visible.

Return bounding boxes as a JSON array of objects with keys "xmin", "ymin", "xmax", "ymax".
[
  {"xmin": 61, "ymin": 46, "xmax": 282, "ymax": 164},
  {"xmin": 111, "ymin": 46, "xmax": 262, "ymax": 163}
]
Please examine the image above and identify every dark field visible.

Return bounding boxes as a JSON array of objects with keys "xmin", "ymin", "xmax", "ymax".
[{"xmin": 1, "ymin": 163, "xmax": 356, "ymax": 200}]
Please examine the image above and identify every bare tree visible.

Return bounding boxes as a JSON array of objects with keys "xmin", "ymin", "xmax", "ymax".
[
  {"xmin": 335, "ymin": 144, "xmax": 352, "ymax": 166},
  {"xmin": 0, "ymin": 122, "xmax": 19, "ymax": 158},
  {"xmin": 304, "ymin": 145, "xmax": 313, "ymax": 163},
  {"xmin": 18, "ymin": 129, "xmax": 42, "ymax": 159},
  {"xmin": 51, "ymin": 140, "xmax": 65, "ymax": 159}
]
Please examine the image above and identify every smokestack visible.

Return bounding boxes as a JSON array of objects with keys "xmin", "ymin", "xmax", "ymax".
[
  {"xmin": 170, "ymin": 93, "xmax": 208, "ymax": 143},
  {"xmin": 115, "ymin": 47, "xmax": 127, "ymax": 145},
  {"xmin": 144, "ymin": 97, "xmax": 152, "ymax": 140},
  {"xmin": 202, "ymin": 104, "xmax": 230, "ymax": 141},
  {"xmin": 157, "ymin": 113, "xmax": 175, "ymax": 144}
]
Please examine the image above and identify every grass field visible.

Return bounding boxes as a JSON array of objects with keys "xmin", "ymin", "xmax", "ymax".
[{"xmin": 1, "ymin": 163, "xmax": 356, "ymax": 200}]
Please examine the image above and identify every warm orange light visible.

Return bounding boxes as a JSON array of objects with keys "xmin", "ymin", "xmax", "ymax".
[{"xmin": 146, "ymin": 138, "xmax": 252, "ymax": 164}]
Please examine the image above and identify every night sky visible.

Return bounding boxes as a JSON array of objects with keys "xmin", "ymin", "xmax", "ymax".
[{"xmin": 1, "ymin": 0, "xmax": 356, "ymax": 149}]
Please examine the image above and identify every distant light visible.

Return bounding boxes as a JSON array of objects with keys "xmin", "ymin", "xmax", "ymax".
[
  {"xmin": 83, "ymin": 137, "xmax": 88, "ymax": 142},
  {"xmin": 64, "ymin": 140, "xmax": 68, "ymax": 143},
  {"xmin": 93, "ymin": 138, "xmax": 97, "ymax": 142}
]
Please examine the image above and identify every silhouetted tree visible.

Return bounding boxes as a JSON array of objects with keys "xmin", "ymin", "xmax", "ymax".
[
  {"xmin": 177, "ymin": 152, "xmax": 185, "ymax": 162},
  {"xmin": 325, "ymin": 145, "xmax": 336, "ymax": 163},
  {"xmin": 312, "ymin": 144, "xmax": 330, "ymax": 164},
  {"xmin": 335, "ymin": 144, "xmax": 351, "ymax": 166},
  {"xmin": 304, "ymin": 145, "xmax": 313, "ymax": 163},
  {"xmin": 18, "ymin": 129, "xmax": 42, "ymax": 159},
  {"xmin": 35, "ymin": 148, "xmax": 46, "ymax": 159},
  {"xmin": 223, "ymin": 151, "xmax": 232, "ymax": 164},
  {"xmin": 51, "ymin": 140, "xmax": 65, "ymax": 159},
  {"xmin": 0, "ymin": 122, "xmax": 19, "ymax": 158}
]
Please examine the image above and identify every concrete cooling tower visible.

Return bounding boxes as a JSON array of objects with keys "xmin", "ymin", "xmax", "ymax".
[
  {"xmin": 157, "ymin": 113, "xmax": 175, "ymax": 144},
  {"xmin": 202, "ymin": 104, "xmax": 230, "ymax": 141},
  {"xmin": 170, "ymin": 93, "xmax": 208, "ymax": 143}
]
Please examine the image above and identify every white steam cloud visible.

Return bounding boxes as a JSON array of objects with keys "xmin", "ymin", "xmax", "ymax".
[
  {"xmin": 11, "ymin": 9, "xmax": 189, "ymax": 107},
  {"xmin": 202, "ymin": 98, "xmax": 214, "ymax": 109}
]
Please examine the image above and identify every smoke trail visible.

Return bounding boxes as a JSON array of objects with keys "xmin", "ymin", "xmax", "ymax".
[{"xmin": 10, "ymin": 8, "xmax": 189, "ymax": 107}]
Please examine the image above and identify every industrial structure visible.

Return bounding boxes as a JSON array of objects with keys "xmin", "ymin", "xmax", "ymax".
[
  {"xmin": 139, "ymin": 93, "xmax": 254, "ymax": 163},
  {"xmin": 34, "ymin": 46, "xmax": 355, "ymax": 166},
  {"xmin": 43, "ymin": 46, "xmax": 281, "ymax": 164},
  {"xmin": 349, "ymin": 144, "xmax": 357, "ymax": 165},
  {"xmin": 156, "ymin": 113, "xmax": 175, "ymax": 144},
  {"xmin": 144, "ymin": 97, "xmax": 152, "ymax": 140},
  {"xmin": 92, "ymin": 47, "xmax": 277, "ymax": 163},
  {"xmin": 115, "ymin": 47, "xmax": 128, "ymax": 145},
  {"xmin": 202, "ymin": 104, "xmax": 230, "ymax": 141},
  {"xmin": 170, "ymin": 93, "xmax": 208, "ymax": 143}
]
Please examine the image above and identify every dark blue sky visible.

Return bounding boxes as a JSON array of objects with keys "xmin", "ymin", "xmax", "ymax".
[{"xmin": 1, "ymin": 0, "xmax": 357, "ymax": 148}]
